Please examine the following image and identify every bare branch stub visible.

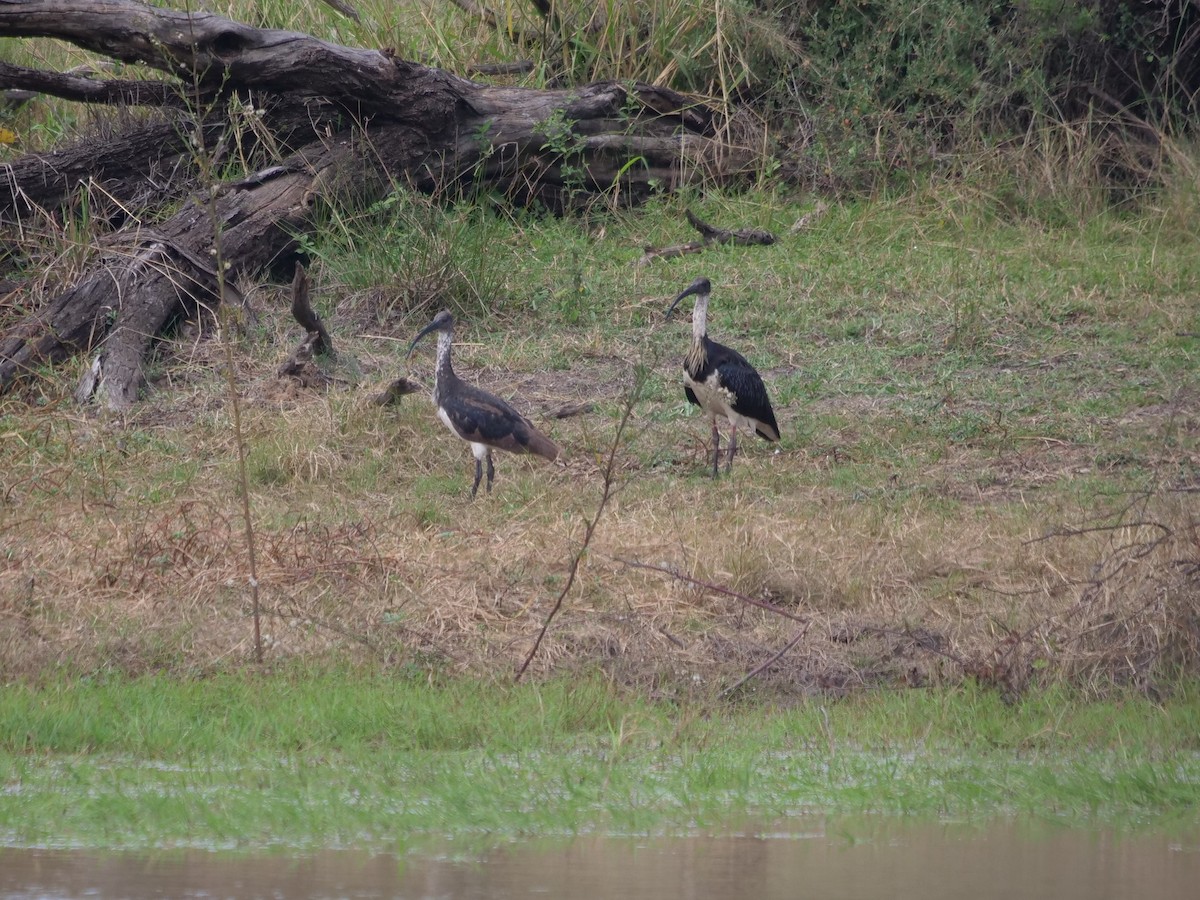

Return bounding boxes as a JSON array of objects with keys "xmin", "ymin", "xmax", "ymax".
[
  {"xmin": 278, "ymin": 262, "xmax": 336, "ymax": 386},
  {"xmin": 288, "ymin": 263, "xmax": 333, "ymax": 359},
  {"xmin": 276, "ymin": 331, "xmax": 327, "ymax": 387},
  {"xmin": 616, "ymin": 557, "xmax": 808, "ymax": 624},
  {"xmin": 635, "ymin": 208, "xmax": 777, "ymax": 266},
  {"xmin": 0, "ymin": 60, "xmax": 185, "ymax": 107},
  {"xmin": 370, "ymin": 377, "xmax": 421, "ymax": 407}
]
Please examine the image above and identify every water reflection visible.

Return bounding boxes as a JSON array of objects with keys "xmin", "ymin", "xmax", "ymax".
[{"xmin": 2, "ymin": 817, "xmax": 1198, "ymax": 899}]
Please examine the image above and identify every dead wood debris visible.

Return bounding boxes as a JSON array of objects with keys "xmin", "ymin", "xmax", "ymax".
[
  {"xmin": 635, "ymin": 209, "xmax": 777, "ymax": 267},
  {"xmin": 788, "ymin": 200, "xmax": 829, "ymax": 233},
  {"xmin": 370, "ymin": 376, "xmax": 422, "ymax": 406},
  {"xmin": 278, "ymin": 263, "xmax": 334, "ymax": 386},
  {"xmin": 466, "ymin": 61, "xmax": 535, "ymax": 77},
  {"xmin": 550, "ymin": 400, "xmax": 594, "ymax": 418},
  {"xmin": 318, "ymin": 0, "xmax": 360, "ymax": 22},
  {"xmin": 288, "ymin": 263, "xmax": 332, "ymax": 358}
]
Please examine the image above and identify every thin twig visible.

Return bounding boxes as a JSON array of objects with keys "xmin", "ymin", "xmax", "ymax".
[
  {"xmin": 722, "ymin": 623, "xmax": 811, "ymax": 697},
  {"xmin": 183, "ymin": 7, "xmax": 263, "ymax": 663},
  {"xmin": 515, "ymin": 364, "xmax": 650, "ymax": 680},
  {"xmin": 614, "ymin": 557, "xmax": 807, "ymax": 623},
  {"xmin": 1025, "ymin": 519, "xmax": 1172, "ymax": 544}
]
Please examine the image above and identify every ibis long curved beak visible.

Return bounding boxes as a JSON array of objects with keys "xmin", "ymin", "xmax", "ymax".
[
  {"xmin": 406, "ymin": 318, "xmax": 442, "ymax": 359},
  {"xmin": 666, "ymin": 277, "xmax": 709, "ymax": 319}
]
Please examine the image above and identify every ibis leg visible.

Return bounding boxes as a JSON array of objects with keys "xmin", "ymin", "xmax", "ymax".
[
  {"xmin": 486, "ymin": 451, "xmax": 495, "ymax": 493},
  {"xmin": 726, "ymin": 424, "xmax": 738, "ymax": 473},
  {"xmin": 710, "ymin": 420, "xmax": 721, "ymax": 478},
  {"xmin": 471, "ymin": 458, "xmax": 484, "ymax": 498}
]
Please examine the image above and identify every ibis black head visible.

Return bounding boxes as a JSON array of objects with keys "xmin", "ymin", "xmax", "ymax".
[
  {"xmin": 666, "ymin": 276, "xmax": 711, "ymax": 319},
  {"xmin": 407, "ymin": 308, "xmax": 454, "ymax": 358}
]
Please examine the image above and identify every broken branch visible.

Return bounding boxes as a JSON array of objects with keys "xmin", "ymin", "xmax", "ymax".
[{"xmin": 635, "ymin": 208, "xmax": 776, "ymax": 266}]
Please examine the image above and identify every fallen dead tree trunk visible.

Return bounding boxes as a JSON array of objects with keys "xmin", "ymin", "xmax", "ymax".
[{"xmin": 0, "ymin": 0, "xmax": 755, "ymax": 410}]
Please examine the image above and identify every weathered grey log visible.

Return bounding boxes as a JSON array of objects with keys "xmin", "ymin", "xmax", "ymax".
[
  {"xmin": 0, "ymin": 60, "xmax": 183, "ymax": 108},
  {"xmin": 0, "ymin": 0, "xmax": 756, "ymax": 409}
]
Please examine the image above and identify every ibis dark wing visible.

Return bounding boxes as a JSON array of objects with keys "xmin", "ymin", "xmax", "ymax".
[
  {"xmin": 443, "ymin": 380, "xmax": 559, "ymax": 460},
  {"xmin": 683, "ymin": 385, "xmax": 701, "ymax": 408},
  {"xmin": 710, "ymin": 342, "xmax": 780, "ymax": 442}
]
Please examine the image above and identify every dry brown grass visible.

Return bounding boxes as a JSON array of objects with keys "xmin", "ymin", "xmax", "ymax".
[
  {"xmin": 2, "ymin": 314, "xmax": 1196, "ymax": 698},
  {"xmin": 3, "ymin": 155, "xmax": 1199, "ymax": 698}
]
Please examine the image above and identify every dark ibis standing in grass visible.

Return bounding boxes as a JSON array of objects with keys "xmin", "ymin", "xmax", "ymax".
[
  {"xmin": 408, "ymin": 309, "xmax": 559, "ymax": 497},
  {"xmin": 666, "ymin": 276, "xmax": 780, "ymax": 477}
]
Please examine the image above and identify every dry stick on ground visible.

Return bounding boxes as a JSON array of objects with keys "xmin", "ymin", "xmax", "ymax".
[
  {"xmin": 722, "ymin": 623, "xmax": 812, "ymax": 697},
  {"xmin": 634, "ymin": 209, "xmax": 776, "ymax": 267},
  {"xmin": 616, "ymin": 557, "xmax": 817, "ymax": 691},
  {"xmin": 514, "ymin": 363, "xmax": 651, "ymax": 682},
  {"xmin": 615, "ymin": 557, "xmax": 808, "ymax": 623}
]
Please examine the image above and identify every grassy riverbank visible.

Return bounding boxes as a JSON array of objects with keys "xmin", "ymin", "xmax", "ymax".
[
  {"xmin": 1, "ymin": 670, "xmax": 1198, "ymax": 850},
  {"xmin": 3, "ymin": 0, "xmax": 1199, "ymax": 858},
  {"xmin": 3, "ymin": 192, "xmax": 1198, "ymax": 695}
]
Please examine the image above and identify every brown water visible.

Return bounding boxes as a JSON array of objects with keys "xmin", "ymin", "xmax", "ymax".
[{"xmin": 2, "ymin": 818, "xmax": 1197, "ymax": 899}]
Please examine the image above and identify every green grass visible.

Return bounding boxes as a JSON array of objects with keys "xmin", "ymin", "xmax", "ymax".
[
  {"xmin": 1, "ymin": 671, "xmax": 1197, "ymax": 850},
  {"xmin": 3, "ymin": 0, "xmax": 1200, "ymax": 858},
  {"xmin": 2, "ymin": 186, "xmax": 1197, "ymax": 699}
]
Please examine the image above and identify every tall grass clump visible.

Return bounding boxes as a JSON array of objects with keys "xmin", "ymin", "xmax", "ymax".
[
  {"xmin": 299, "ymin": 189, "xmax": 515, "ymax": 328},
  {"xmin": 406, "ymin": 0, "xmax": 1200, "ymax": 205},
  {"xmin": 762, "ymin": 0, "xmax": 1199, "ymax": 201}
]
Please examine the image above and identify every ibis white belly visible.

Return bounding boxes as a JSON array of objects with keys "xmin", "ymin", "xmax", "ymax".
[
  {"xmin": 436, "ymin": 406, "xmax": 460, "ymax": 438},
  {"xmin": 685, "ymin": 372, "xmax": 752, "ymax": 430}
]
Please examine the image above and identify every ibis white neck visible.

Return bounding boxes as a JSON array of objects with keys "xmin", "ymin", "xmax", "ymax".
[
  {"xmin": 691, "ymin": 292, "xmax": 709, "ymax": 342},
  {"xmin": 434, "ymin": 328, "xmax": 454, "ymax": 392}
]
